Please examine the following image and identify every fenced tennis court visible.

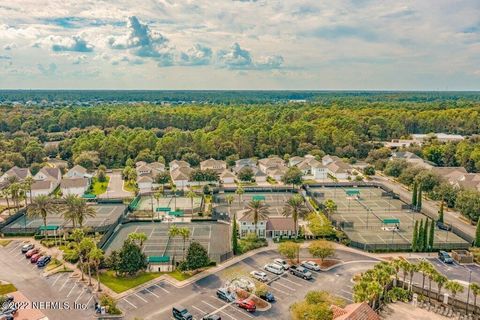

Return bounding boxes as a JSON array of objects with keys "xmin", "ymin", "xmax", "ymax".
[
  {"xmin": 134, "ymin": 195, "xmax": 202, "ymax": 214},
  {"xmin": 309, "ymin": 186, "xmax": 469, "ymax": 251},
  {"xmin": 104, "ymin": 221, "xmax": 231, "ymax": 263},
  {"xmin": 2, "ymin": 204, "xmax": 126, "ymax": 234},
  {"xmin": 213, "ymin": 191, "xmax": 299, "ymax": 217}
]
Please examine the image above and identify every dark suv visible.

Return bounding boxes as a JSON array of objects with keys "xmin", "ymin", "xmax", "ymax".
[{"xmin": 172, "ymin": 306, "xmax": 193, "ymax": 320}]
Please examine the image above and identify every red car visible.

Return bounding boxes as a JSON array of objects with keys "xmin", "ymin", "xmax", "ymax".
[
  {"xmin": 25, "ymin": 248, "xmax": 40, "ymax": 258},
  {"xmin": 236, "ymin": 299, "xmax": 256, "ymax": 312},
  {"xmin": 30, "ymin": 253, "xmax": 43, "ymax": 263}
]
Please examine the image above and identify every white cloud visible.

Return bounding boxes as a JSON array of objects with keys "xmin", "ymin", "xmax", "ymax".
[
  {"xmin": 217, "ymin": 43, "xmax": 283, "ymax": 70},
  {"xmin": 51, "ymin": 35, "xmax": 94, "ymax": 52},
  {"xmin": 178, "ymin": 44, "xmax": 212, "ymax": 66}
]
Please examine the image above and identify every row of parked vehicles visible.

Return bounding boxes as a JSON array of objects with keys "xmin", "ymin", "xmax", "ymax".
[{"xmin": 21, "ymin": 243, "xmax": 51, "ymax": 268}]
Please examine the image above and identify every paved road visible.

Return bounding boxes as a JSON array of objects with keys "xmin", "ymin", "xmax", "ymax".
[
  {"xmin": 120, "ymin": 249, "xmax": 379, "ymax": 320},
  {"xmin": 0, "ymin": 240, "xmax": 95, "ymax": 320},
  {"xmin": 99, "ymin": 171, "xmax": 133, "ymax": 199},
  {"xmin": 372, "ymin": 175, "xmax": 475, "ymax": 241}
]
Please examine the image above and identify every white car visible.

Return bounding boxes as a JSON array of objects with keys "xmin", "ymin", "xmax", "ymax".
[
  {"xmin": 264, "ymin": 263, "xmax": 284, "ymax": 275},
  {"xmin": 250, "ymin": 270, "xmax": 268, "ymax": 282},
  {"xmin": 301, "ymin": 260, "xmax": 321, "ymax": 271},
  {"xmin": 274, "ymin": 258, "xmax": 290, "ymax": 270}
]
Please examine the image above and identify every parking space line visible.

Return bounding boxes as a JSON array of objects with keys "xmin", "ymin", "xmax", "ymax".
[
  {"xmin": 59, "ymin": 277, "xmax": 71, "ymax": 291},
  {"xmin": 278, "ymin": 276, "xmax": 302, "ymax": 287},
  {"xmin": 154, "ymin": 283, "xmax": 170, "ymax": 293},
  {"xmin": 123, "ymin": 298, "xmax": 137, "ymax": 309},
  {"xmin": 52, "ymin": 274, "xmax": 64, "ymax": 286},
  {"xmin": 86, "ymin": 295, "xmax": 94, "ymax": 307},
  {"xmin": 134, "ymin": 292, "xmax": 148, "ymax": 303},
  {"xmin": 271, "ymin": 280, "xmax": 296, "ymax": 291},
  {"xmin": 202, "ymin": 301, "xmax": 238, "ymax": 320},
  {"xmin": 226, "ymin": 303, "xmax": 254, "ymax": 319},
  {"xmin": 66, "ymin": 282, "xmax": 77, "ymax": 298},
  {"xmin": 75, "ymin": 288, "xmax": 86, "ymax": 303},
  {"xmin": 17, "ymin": 255, "xmax": 25, "ymax": 262},
  {"xmin": 144, "ymin": 287, "xmax": 159, "ymax": 298},
  {"xmin": 9, "ymin": 242, "xmax": 23, "ymax": 253}
]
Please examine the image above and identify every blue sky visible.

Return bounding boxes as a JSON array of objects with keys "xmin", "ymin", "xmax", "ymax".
[{"xmin": 0, "ymin": 0, "xmax": 479, "ymax": 90}]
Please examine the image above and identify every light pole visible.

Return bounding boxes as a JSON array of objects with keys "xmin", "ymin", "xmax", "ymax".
[{"xmin": 467, "ymin": 269, "xmax": 473, "ymax": 314}]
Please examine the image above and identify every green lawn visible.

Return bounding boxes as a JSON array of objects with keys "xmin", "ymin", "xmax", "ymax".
[
  {"xmin": 91, "ymin": 176, "xmax": 110, "ymax": 195},
  {"xmin": 0, "ymin": 283, "xmax": 17, "ymax": 295},
  {"xmin": 168, "ymin": 270, "xmax": 193, "ymax": 281},
  {"xmin": 100, "ymin": 271, "xmax": 162, "ymax": 293},
  {"xmin": 0, "ymin": 240, "xmax": 12, "ymax": 247}
]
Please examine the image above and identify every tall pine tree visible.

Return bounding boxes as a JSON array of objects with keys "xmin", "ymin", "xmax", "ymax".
[
  {"xmin": 417, "ymin": 219, "xmax": 424, "ymax": 251},
  {"xmin": 412, "ymin": 220, "xmax": 419, "ymax": 252},
  {"xmin": 429, "ymin": 218, "xmax": 435, "ymax": 250},
  {"xmin": 417, "ymin": 186, "xmax": 423, "ymax": 212},
  {"xmin": 412, "ymin": 182, "xmax": 418, "ymax": 209},
  {"xmin": 423, "ymin": 219, "xmax": 429, "ymax": 251},
  {"xmin": 232, "ymin": 212, "xmax": 239, "ymax": 255},
  {"xmin": 438, "ymin": 200, "xmax": 444, "ymax": 223},
  {"xmin": 475, "ymin": 219, "xmax": 480, "ymax": 247}
]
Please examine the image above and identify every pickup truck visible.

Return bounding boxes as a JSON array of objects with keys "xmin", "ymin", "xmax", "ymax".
[{"xmin": 289, "ymin": 265, "xmax": 313, "ymax": 280}]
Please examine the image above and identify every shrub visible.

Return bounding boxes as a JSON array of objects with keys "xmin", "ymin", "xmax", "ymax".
[{"xmin": 99, "ymin": 294, "xmax": 121, "ymax": 315}]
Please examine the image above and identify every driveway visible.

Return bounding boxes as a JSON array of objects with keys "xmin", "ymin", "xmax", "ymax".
[
  {"xmin": 99, "ymin": 170, "xmax": 133, "ymax": 199},
  {"xmin": 0, "ymin": 240, "xmax": 96, "ymax": 320}
]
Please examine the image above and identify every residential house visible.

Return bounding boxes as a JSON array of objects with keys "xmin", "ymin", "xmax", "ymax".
[
  {"xmin": 455, "ymin": 173, "xmax": 480, "ymax": 191},
  {"xmin": 258, "ymin": 156, "xmax": 288, "ymax": 181},
  {"xmin": 331, "ymin": 302, "xmax": 380, "ymax": 320},
  {"xmin": 0, "ymin": 166, "xmax": 31, "ymax": 183},
  {"xmin": 253, "ymin": 169, "xmax": 267, "ymax": 183},
  {"xmin": 29, "ymin": 167, "xmax": 61, "ymax": 197},
  {"xmin": 233, "ymin": 158, "xmax": 257, "ymax": 174},
  {"xmin": 383, "ymin": 139, "xmax": 417, "ymax": 149},
  {"xmin": 431, "ymin": 167, "xmax": 467, "ymax": 184},
  {"xmin": 293, "ymin": 155, "xmax": 328, "ymax": 179},
  {"xmin": 135, "ymin": 161, "xmax": 165, "ymax": 191},
  {"xmin": 288, "ymin": 156, "xmax": 306, "ymax": 167},
  {"xmin": 238, "ymin": 211, "xmax": 268, "ymax": 238},
  {"xmin": 64, "ymin": 165, "xmax": 92, "ymax": 179},
  {"xmin": 200, "ymin": 158, "xmax": 227, "ymax": 173},
  {"xmin": 169, "ymin": 160, "xmax": 190, "ymax": 172},
  {"xmin": 171, "ymin": 166, "xmax": 193, "ymax": 188},
  {"xmin": 266, "ymin": 217, "xmax": 296, "ymax": 238},
  {"xmin": 60, "ymin": 178, "xmax": 89, "ymax": 196},
  {"xmin": 220, "ymin": 170, "xmax": 236, "ymax": 184},
  {"xmin": 322, "ymin": 155, "xmax": 352, "ymax": 180},
  {"xmin": 412, "ymin": 133, "xmax": 464, "ymax": 144},
  {"xmin": 389, "ymin": 151, "xmax": 434, "ymax": 169}
]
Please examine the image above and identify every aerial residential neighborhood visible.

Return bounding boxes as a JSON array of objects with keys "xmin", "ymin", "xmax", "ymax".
[{"xmin": 0, "ymin": 1, "xmax": 479, "ymax": 320}]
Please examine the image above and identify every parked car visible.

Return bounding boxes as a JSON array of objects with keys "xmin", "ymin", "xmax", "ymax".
[
  {"xmin": 172, "ymin": 306, "xmax": 193, "ymax": 320},
  {"xmin": 216, "ymin": 288, "xmax": 236, "ymax": 302},
  {"xmin": 250, "ymin": 270, "xmax": 268, "ymax": 282},
  {"xmin": 301, "ymin": 261, "xmax": 320, "ymax": 271},
  {"xmin": 1, "ymin": 306, "xmax": 17, "ymax": 316},
  {"xmin": 259, "ymin": 291, "xmax": 275, "ymax": 302},
  {"xmin": 30, "ymin": 253, "xmax": 42, "ymax": 263},
  {"xmin": 37, "ymin": 256, "xmax": 51, "ymax": 267},
  {"xmin": 236, "ymin": 299, "xmax": 256, "ymax": 312},
  {"xmin": 202, "ymin": 315, "xmax": 221, "ymax": 320},
  {"xmin": 436, "ymin": 221, "xmax": 452, "ymax": 231},
  {"xmin": 264, "ymin": 263, "xmax": 284, "ymax": 275},
  {"xmin": 21, "ymin": 243, "xmax": 34, "ymax": 253},
  {"xmin": 25, "ymin": 248, "xmax": 39, "ymax": 258},
  {"xmin": 274, "ymin": 258, "xmax": 290, "ymax": 270},
  {"xmin": 438, "ymin": 251, "xmax": 454, "ymax": 264},
  {"xmin": 290, "ymin": 265, "xmax": 313, "ymax": 280},
  {"xmin": 0, "ymin": 314, "xmax": 14, "ymax": 320}
]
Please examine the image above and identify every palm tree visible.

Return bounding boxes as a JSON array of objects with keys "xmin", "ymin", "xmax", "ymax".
[
  {"xmin": 418, "ymin": 260, "xmax": 433, "ymax": 296},
  {"xmin": 74, "ymin": 198, "xmax": 96, "ymax": 228},
  {"xmin": 27, "ymin": 195, "xmax": 59, "ymax": 233},
  {"xmin": 153, "ymin": 191, "xmax": 163, "ymax": 219},
  {"xmin": 323, "ymin": 199, "xmax": 337, "ymax": 218},
  {"xmin": 408, "ymin": 263, "xmax": 419, "ymax": 293},
  {"xmin": 9, "ymin": 182, "xmax": 21, "ymax": 209},
  {"xmin": 186, "ymin": 191, "xmax": 196, "ymax": 215},
  {"xmin": 88, "ymin": 247, "xmax": 104, "ymax": 292},
  {"xmin": 1, "ymin": 187, "xmax": 11, "ymax": 216},
  {"xmin": 61, "ymin": 194, "xmax": 80, "ymax": 228},
  {"xmin": 79, "ymin": 237, "xmax": 95, "ymax": 285},
  {"xmin": 23, "ymin": 176, "xmax": 34, "ymax": 204},
  {"xmin": 235, "ymin": 186, "xmax": 245, "ymax": 207},
  {"xmin": 282, "ymin": 194, "xmax": 309, "ymax": 238},
  {"xmin": 427, "ymin": 268, "xmax": 438, "ymax": 302},
  {"xmin": 168, "ymin": 225, "xmax": 181, "ymax": 262},
  {"xmin": 470, "ymin": 283, "xmax": 480, "ymax": 315},
  {"xmin": 225, "ymin": 194, "xmax": 234, "ymax": 217},
  {"xmin": 445, "ymin": 281, "xmax": 464, "ymax": 311},
  {"xmin": 435, "ymin": 273, "xmax": 448, "ymax": 301},
  {"xmin": 367, "ymin": 281, "xmax": 383, "ymax": 310},
  {"xmin": 172, "ymin": 186, "xmax": 177, "ymax": 211},
  {"xmin": 399, "ymin": 260, "xmax": 411, "ymax": 289},
  {"xmin": 244, "ymin": 199, "xmax": 269, "ymax": 236},
  {"xmin": 127, "ymin": 232, "xmax": 148, "ymax": 249},
  {"xmin": 179, "ymin": 227, "xmax": 191, "ymax": 260}
]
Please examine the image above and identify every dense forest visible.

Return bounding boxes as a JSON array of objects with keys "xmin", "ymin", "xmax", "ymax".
[{"xmin": 1, "ymin": 96, "xmax": 480, "ymax": 172}]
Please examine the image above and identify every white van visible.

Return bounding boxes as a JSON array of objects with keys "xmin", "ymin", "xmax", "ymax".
[{"xmin": 264, "ymin": 263, "xmax": 284, "ymax": 275}]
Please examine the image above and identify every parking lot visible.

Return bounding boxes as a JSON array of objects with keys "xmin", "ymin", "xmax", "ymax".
[
  {"xmin": 0, "ymin": 240, "xmax": 95, "ymax": 320},
  {"xmin": 121, "ymin": 249, "xmax": 378, "ymax": 320}
]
